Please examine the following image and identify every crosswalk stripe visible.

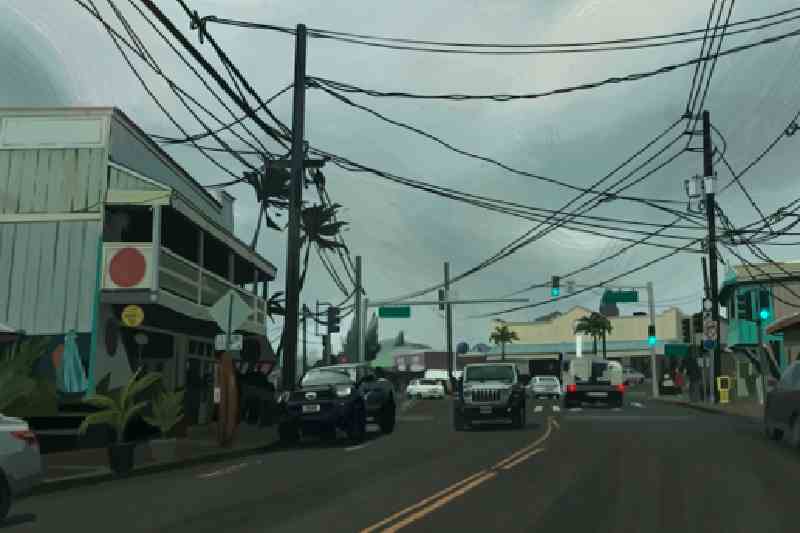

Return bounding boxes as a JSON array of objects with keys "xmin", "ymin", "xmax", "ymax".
[{"xmin": 534, "ymin": 405, "xmax": 543, "ymax": 413}]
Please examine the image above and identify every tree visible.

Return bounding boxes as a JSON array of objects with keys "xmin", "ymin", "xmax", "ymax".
[
  {"xmin": 299, "ymin": 203, "xmax": 348, "ymax": 291},
  {"xmin": 489, "ymin": 324, "xmax": 519, "ymax": 362},
  {"xmin": 574, "ymin": 313, "xmax": 613, "ymax": 359}
]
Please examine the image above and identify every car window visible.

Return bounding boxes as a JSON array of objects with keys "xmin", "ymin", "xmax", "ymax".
[
  {"xmin": 420, "ymin": 379, "xmax": 438, "ymax": 385},
  {"xmin": 301, "ymin": 369, "xmax": 354, "ymax": 386},
  {"xmin": 465, "ymin": 366, "xmax": 515, "ymax": 383},
  {"xmin": 540, "ymin": 377, "xmax": 557, "ymax": 383}
]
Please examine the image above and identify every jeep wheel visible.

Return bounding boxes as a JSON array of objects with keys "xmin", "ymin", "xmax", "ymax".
[
  {"xmin": 0, "ymin": 473, "xmax": 10, "ymax": 522},
  {"xmin": 379, "ymin": 401, "xmax": 397, "ymax": 434},
  {"xmin": 512, "ymin": 404, "xmax": 526, "ymax": 429},
  {"xmin": 278, "ymin": 422, "xmax": 300, "ymax": 445},
  {"xmin": 347, "ymin": 405, "xmax": 367, "ymax": 444}
]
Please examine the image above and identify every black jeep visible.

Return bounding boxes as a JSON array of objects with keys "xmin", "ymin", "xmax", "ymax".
[{"xmin": 277, "ymin": 363, "xmax": 397, "ymax": 444}]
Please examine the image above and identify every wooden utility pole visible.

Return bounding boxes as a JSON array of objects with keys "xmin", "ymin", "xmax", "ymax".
[{"xmin": 703, "ymin": 110, "xmax": 721, "ymax": 404}]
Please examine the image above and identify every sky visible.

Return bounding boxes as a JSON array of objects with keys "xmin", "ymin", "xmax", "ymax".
[{"xmin": 3, "ymin": 0, "xmax": 800, "ymax": 358}]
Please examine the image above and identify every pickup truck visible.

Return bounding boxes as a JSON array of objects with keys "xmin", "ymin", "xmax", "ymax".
[
  {"xmin": 453, "ymin": 363, "xmax": 526, "ymax": 430},
  {"xmin": 562, "ymin": 358, "xmax": 625, "ymax": 408}
]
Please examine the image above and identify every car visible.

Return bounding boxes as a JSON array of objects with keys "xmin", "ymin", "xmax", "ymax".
[
  {"xmin": 406, "ymin": 379, "xmax": 445, "ymax": 399},
  {"xmin": 764, "ymin": 360, "xmax": 800, "ymax": 448},
  {"xmin": 1, "ymin": 413, "xmax": 43, "ymax": 521},
  {"xmin": 453, "ymin": 363, "xmax": 526, "ymax": 431},
  {"xmin": 562, "ymin": 358, "xmax": 625, "ymax": 408},
  {"xmin": 526, "ymin": 375, "xmax": 562, "ymax": 400},
  {"xmin": 623, "ymin": 367, "xmax": 646, "ymax": 385},
  {"xmin": 277, "ymin": 363, "xmax": 396, "ymax": 445}
]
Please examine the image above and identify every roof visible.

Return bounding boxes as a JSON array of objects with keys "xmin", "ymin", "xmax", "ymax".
[
  {"xmin": 720, "ymin": 261, "xmax": 800, "ymax": 299},
  {"xmin": 766, "ymin": 312, "xmax": 800, "ymax": 335},
  {"xmin": 486, "ymin": 339, "xmax": 674, "ymax": 356}
]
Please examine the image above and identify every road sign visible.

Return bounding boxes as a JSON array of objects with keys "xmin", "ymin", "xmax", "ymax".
[
  {"xmin": 602, "ymin": 290, "xmax": 639, "ymax": 303},
  {"xmin": 215, "ymin": 334, "xmax": 243, "ymax": 351},
  {"xmin": 378, "ymin": 306, "xmax": 411, "ymax": 318},
  {"xmin": 703, "ymin": 299, "xmax": 712, "ymax": 311},
  {"xmin": 121, "ymin": 305, "xmax": 144, "ymax": 327},
  {"xmin": 703, "ymin": 320, "xmax": 717, "ymax": 342},
  {"xmin": 703, "ymin": 339, "xmax": 716, "ymax": 350},
  {"xmin": 209, "ymin": 290, "xmax": 252, "ymax": 334}
]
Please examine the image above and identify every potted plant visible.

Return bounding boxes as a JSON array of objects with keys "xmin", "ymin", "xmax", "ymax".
[
  {"xmin": 143, "ymin": 388, "xmax": 185, "ymax": 462},
  {"xmin": 77, "ymin": 368, "xmax": 162, "ymax": 476}
]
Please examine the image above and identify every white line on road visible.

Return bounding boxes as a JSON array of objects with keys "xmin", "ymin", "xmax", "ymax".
[
  {"xmin": 345, "ymin": 443, "xmax": 371, "ymax": 452},
  {"xmin": 631, "ymin": 402, "xmax": 645, "ymax": 408},
  {"xmin": 552, "ymin": 405, "xmax": 560, "ymax": 412},
  {"xmin": 198, "ymin": 462, "xmax": 248, "ymax": 479},
  {"xmin": 569, "ymin": 407, "xmax": 582, "ymax": 412},
  {"xmin": 534, "ymin": 405, "xmax": 543, "ymax": 413},
  {"xmin": 612, "ymin": 407, "xmax": 622, "ymax": 412}
]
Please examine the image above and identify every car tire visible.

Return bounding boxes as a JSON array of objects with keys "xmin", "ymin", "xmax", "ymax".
[
  {"xmin": 790, "ymin": 416, "xmax": 800, "ymax": 449},
  {"xmin": 764, "ymin": 417, "xmax": 784, "ymax": 441},
  {"xmin": 278, "ymin": 422, "xmax": 300, "ymax": 445},
  {"xmin": 0, "ymin": 472, "xmax": 10, "ymax": 522},
  {"xmin": 347, "ymin": 405, "xmax": 367, "ymax": 444},
  {"xmin": 379, "ymin": 400, "xmax": 396, "ymax": 434}
]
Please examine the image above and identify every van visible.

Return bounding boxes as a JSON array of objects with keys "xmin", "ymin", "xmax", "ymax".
[{"xmin": 562, "ymin": 358, "xmax": 624, "ymax": 408}]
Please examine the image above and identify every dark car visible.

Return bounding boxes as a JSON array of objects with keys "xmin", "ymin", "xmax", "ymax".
[
  {"xmin": 277, "ymin": 363, "xmax": 397, "ymax": 445},
  {"xmin": 764, "ymin": 360, "xmax": 800, "ymax": 448}
]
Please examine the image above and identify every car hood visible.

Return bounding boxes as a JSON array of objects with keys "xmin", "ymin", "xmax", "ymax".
[{"xmin": 0, "ymin": 414, "xmax": 29, "ymax": 430}]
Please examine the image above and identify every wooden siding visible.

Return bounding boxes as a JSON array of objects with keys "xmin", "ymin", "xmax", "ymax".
[
  {"xmin": 0, "ymin": 148, "xmax": 107, "ymax": 215},
  {"xmin": 108, "ymin": 165, "xmax": 164, "ymax": 191},
  {"xmin": 0, "ymin": 220, "xmax": 101, "ymax": 334}
]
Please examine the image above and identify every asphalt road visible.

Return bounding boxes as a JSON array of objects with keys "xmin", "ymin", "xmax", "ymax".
[{"xmin": 6, "ymin": 390, "xmax": 800, "ymax": 532}]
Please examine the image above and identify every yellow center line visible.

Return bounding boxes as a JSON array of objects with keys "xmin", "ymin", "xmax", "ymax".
[
  {"xmin": 493, "ymin": 416, "xmax": 554, "ymax": 469},
  {"xmin": 501, "ymin": 448, "xmax": 545, "ymax": 470},
  {"xmin": 381, "ymin": 471, "xmax": 498, "ymax": 533}
]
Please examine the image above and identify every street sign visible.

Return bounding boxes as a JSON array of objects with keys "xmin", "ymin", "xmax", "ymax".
[
  {"xmin": 703, "ymin": 339, "xmax": 716, "ymax": 350},
  {"xmin": 378, "ymin": 306, "xmax": 411, "ymax": 318},
  {"xmin": 215, "ymin": 334, "xmax": 243, "ymax": 351},
  {"xmin": 121, "ymin": 305, "xmax": 144, "ymax": 328},
  {"xmin": 703, "ymin": 320, "xmax": 717, "ymax": 342},
  {"xmin": 602, "ymin": 290, "xmax": 639, "ymax": 303},
  {"xmin": 210, "ymin": 290, "xmax": 252, "ymax": 334},
  {"xmin": 703, "ymin": 299, "xmax": 712, "ymax": 311}
]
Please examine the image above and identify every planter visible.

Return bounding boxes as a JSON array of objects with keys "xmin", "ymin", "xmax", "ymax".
[
  {"xmin": 149, "ymin": 438, "xmax": 178, "ymax": 463},
  {"xmin": 107, "ymin": 442, "xmax": 136, "ymax": 476}
]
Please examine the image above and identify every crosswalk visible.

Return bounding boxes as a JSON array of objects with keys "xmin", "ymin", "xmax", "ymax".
[{"xmin": 530, "ymin": 402, "xmax": 647, "ymax": 413}]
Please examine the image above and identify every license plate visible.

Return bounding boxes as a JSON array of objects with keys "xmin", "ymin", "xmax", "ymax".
[
  {"xmin": 302, "ymin": 404, "xmax": 320, "ymax": 413},
  {"xmin": 587, "ymin": 392, "xmax": 608, "ymax": 398},
  {"xmin": 479, "ymin": 406, "xmax": 492, "ymax": 414}
]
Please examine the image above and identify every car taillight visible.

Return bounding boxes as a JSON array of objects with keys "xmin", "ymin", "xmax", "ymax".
[
  {"xmin": 565, "ymin": 384, "xmax": 577, "ymax": 393},
  {"xmin": 616, "ymin": 384, "xmax": 625, "ymax": 393},
  {"xmin": 11, "ymin": 430, "xmax": 38, "ymax": 447}
]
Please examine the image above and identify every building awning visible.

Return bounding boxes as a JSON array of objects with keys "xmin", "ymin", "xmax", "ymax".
[{"xmin": 766, "ymin": 312, "xmax": 800, "ymax": 335}]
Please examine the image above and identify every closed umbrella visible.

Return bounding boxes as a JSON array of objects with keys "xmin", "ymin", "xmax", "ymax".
[{"xmin": 61, "ymin": 330, "xmax": 88, "ymax": 393}]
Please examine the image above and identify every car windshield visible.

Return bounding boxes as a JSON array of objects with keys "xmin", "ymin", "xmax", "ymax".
[
  {"xmin": 301, "ymin": 369, "xmax": 354, "ymax": 386},
  {"xmin": 538, "ymin": 377, "xmax": 558, "ymax": 383},
  {"xmin": 421, "ymin": 379, "xmax": 438, "ymax": 385},
  {"xmin": 465, "ymin": 366, "xmax": 514, "ymax": 383}
]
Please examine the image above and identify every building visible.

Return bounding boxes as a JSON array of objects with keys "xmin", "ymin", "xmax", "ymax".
[
  {"xmin": 486, "ymin": 306, "xmax": 685, "ymax": 376},
  {"xmin": 0, "ymin": 107, "xmax": 277, "ymax": 427}
]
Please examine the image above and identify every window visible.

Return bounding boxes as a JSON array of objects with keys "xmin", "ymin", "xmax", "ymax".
[{"xmin": 465, "ymin": 366, "xmax": 514, "ymax": 383}]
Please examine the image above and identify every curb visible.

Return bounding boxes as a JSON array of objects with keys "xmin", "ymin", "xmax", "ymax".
[
  {"xmin": 652, "ymin": 398, "xmax": 760, "ymax": 422},
  {"xmin": 25, "ymin": 440, "xmax": 281, "ymax": 498}
]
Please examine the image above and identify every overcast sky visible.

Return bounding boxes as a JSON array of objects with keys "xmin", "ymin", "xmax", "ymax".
[{"xmin": 3, "ymin": 0, "xmax": 800, "ymax": 357}]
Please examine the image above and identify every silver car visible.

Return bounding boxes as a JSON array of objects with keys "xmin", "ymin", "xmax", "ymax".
[
  {"xmin": 527, "ymin": 376, "xmax": 562, "ymax": 400},
  {"xmin": 1, "ymin": 414, "xmax": 43, "ymax": 521}
]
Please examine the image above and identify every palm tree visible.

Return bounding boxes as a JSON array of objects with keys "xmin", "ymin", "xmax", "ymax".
[
  {"xmin": 490, "ymin": 324, "xmax": 519, "ymax": 362},
  {"xmin": 299, "ymin": 203, "xmax": 348, "ymax": 290},
  {"xmin": 574, "ymin": 313, "xmax": 613, "ymax": 359}
]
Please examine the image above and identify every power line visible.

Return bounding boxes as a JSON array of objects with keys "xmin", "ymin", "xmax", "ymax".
[{"xmin": 307, "ymin": 25, "xmax": 800, "ymax": 102}]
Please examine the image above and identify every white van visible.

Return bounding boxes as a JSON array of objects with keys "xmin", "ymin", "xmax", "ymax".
[{"xmin": 562, "ymin": 358, "xmax": 624, "ymax": 408}]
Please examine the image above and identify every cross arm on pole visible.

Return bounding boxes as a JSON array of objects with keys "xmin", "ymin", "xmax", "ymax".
[{"xmin": 367, "ymin": 298, "xmax": 529, "ymax": 307}]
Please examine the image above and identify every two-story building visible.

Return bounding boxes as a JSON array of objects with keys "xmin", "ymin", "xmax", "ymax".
[{"xmin": 0, "ymin": 107, "xmax": 277, "ymax": 427}]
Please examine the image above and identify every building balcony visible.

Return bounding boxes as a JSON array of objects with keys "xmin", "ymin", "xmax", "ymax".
[{"xmin": 101, "ymin": 242, "xmax": 268, "ymax": 335}]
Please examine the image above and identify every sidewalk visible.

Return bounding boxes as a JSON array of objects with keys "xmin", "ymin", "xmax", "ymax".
[
  {"xmin": 654, "ymin": 394, "xmax": 763, "ymax": 421},
  {"xmin": 29, "ymin": 422, "xmax": 279, "ymax": 497}
]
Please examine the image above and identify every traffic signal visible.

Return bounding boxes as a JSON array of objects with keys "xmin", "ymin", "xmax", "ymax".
[
  {"xmin": 736, "ymin": 292, "xmax": 752, "ymax": 321},
  {"xmin": 758, "ymin": 289, "xmax": 771, "ymax": 321},
  {"xmin": 692, "ymin": 313, "xmax": 703, "ymax": 333},
  {"xmin": 759, "ymin": 308, "xmax": 771, "ymax": 321},
  {"xmin": 327, "ymin": 306, "xmax": 340, "ymax": 333},
  {"xmin": 681, "ymin": 318, "xmax": 691, "ymax": 343},
  {"xmin": 551, "ymin": 276, "xmax": 560, "ymax": 297},
  {"xmin": 647, "ymin": 325, "xmax": 657, "ymax": 346}
]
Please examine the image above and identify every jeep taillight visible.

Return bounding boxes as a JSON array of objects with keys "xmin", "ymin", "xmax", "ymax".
[
  {"xmin": 11, "ymin": 429, "xmax": 38, "ymax": 447},
  {"xmin": 616, "ymin": 384, "xmax": 625, "ymax": 393},
  {"xmin": 565, "ymin": 384, "xmax": 577, "ymax": 393}
]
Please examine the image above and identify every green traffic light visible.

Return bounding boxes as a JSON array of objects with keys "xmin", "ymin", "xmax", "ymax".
[
  {"xmin": 551, "ymin": 287, "xmax": 560, "ymax": 297},
  {"xmin": 648, "ymin": 336, "xmax": 657, "ymax": 346},
  {"xmin": 759, "ymin": 308, "xmax": 770, "ymax": 320}
]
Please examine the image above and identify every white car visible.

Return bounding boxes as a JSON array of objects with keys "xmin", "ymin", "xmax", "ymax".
[
  {"xmin": 623, "ymin": 367, "xmax": 646, "ymax": 385},
  {"xmin": 406, "ymin": 379, "xmax": 445, "ymax": 399},
  {"xmin": 526, "ymin": 376, "xmax": 562, "ymax": 400},
  {"xmin": 1, "ymin": 414, "xmax": 43, "ymax": 521}
]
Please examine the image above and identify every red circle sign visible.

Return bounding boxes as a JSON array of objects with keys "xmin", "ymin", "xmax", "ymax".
[{"xmin": 109, "ymin": 247, "xmax": 147, "ymax": 288}]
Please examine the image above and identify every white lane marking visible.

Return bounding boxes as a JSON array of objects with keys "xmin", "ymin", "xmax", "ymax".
[
  {"xmin": 345, "ymin": 443, "xmax": 371, "ymax": 452},
  {"xmin": 631, "ymin": 402, "xmax": 645, "ymax": 408},
  {"xmin": 569, "ymin": 407, "xmax": 582, "ymax": 412},
  {"xmin": 198, "ymin": 462, "xmax": 248, "ymax": 479},
  {"xmin": 612, "ymin": 407, "xmax": 622, "ymax": 412},
  {"xmin": 534, "ymin": 405, "xmax": 543, "ymax": 413},
  {"xmin": 552, "ymin": 405, "xmax": 560, "ymax": 412}
]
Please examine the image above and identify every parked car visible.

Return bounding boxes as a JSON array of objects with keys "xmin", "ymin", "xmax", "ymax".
[
  {"xmin": 406, "ymin": 379, "xmax": 445, "ymax": 399},
  {"xmin": 277, "ymin": 363, "xmax": 396, "ymax": 445},
  {"xmin": 526, "ymin": 375, "xmax": 562, "ymax": 400},
  {"xmin": 1, "ymin": 414, "xmax": 43, "ymax": 521},
  {"xmin": 764, "ymin": 360, "xmax": 800, "ymax": 448},
  {"xmin": 623, "ymin": 367, "xmax": 646, "ymax": 385}
]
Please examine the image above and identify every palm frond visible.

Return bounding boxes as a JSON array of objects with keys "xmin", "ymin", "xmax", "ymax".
[{"xmin": 77, "ymin": 410, "xmax": 119, "ymax": 436}]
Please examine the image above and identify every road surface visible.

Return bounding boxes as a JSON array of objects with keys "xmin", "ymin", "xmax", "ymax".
[{"xmin": 7, "ymin": 391, "xmax": 800, "ymax": 532}]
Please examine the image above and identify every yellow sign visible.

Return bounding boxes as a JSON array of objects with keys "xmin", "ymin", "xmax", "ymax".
[{"xmin": 121, "ymin": 305, "xmax": 144, "ymax": 328}]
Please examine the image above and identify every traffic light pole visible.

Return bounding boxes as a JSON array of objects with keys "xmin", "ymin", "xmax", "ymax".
[
  {"xmin": 355, "ymin": 255, "xmax": 363, "ymax": 363},
  {"xmin": 647, "ymin": 281, "xmax": 659, "ymax": 399},
  {"xmin": 444, "ymin": 262, "xmax": 454, "ymax": 388},
  {"xmin": 703, "ymin": 110, "xmax": 721, "ymax": 404}
]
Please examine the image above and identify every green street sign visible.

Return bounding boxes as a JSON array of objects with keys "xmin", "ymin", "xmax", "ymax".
[
  {"xmin": 602, "ymin": 290, "xmax": 639, "ymax": 303},
  {"xmin": 378, "ymin": 306, "xmax": 411, "ymax": 318}
]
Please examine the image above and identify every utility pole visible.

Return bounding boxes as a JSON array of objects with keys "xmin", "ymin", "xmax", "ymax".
[
  {"xmin": 756, "ymin": 315, "xmax": 767, "ymax": 405},
  {"xmin": 703, "ymin": 110, "xmax": 721, "ymax": 404},
  {"xmin": 354, "ymin": 255, "xmax": 363, "ymax": 362},
  {"xmin": 302, "ymin": 305, "xmax": 308, "ymax": 375},
  {"xmin": 647, "ymin": 281, "xmax": 659, "ymax": 398},
  {"xmin": 281, "ymin": 24, "xmax": 307, "ymax": 392},
  {"xmin": 444, "ymin": 262, "xmax": 454, "ymax": 388}
]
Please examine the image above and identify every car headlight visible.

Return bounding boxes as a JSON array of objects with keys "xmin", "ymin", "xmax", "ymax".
[
  {"xmin": 336, "ymin": 386, "xmax": 352, "ymax": 397},
  {"xmin": 277, "ymin": 391, "xmax": 291, "ymax": 403}
]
